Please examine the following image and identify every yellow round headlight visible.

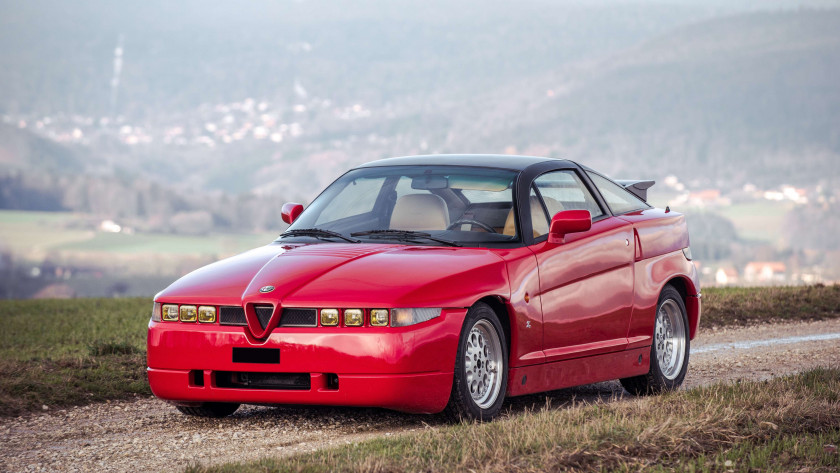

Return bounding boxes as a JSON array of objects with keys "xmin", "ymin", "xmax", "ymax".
[
  {"xmin": 344, "ymin": 309, "xmax": 363, "ymax": 327},
  {"xmin": 370, "ymin": 309, "xmax": 389, "ymax": 327},
  {"xmin": 320, "ymin": 309, "xmax": 339, "ymax": 326},
  {"xmin": 180, "ymin": 305, "xmax": 198, "ymax": 322},
  {"xmin": 198, "ymin": 306, "xmax": 216, "ymax": 323}
]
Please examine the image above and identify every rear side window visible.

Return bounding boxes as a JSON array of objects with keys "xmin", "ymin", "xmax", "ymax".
[
  {"xmin": 587, "ymin": 172, "xmax": 650, "ymax": 215},
  {"xmin": 531, "ymin": 170, "xmax": 604, "ymax": 238},
  {"xmin": 533, "ymin": 171, "xmax": 604, "ymax": 218}
]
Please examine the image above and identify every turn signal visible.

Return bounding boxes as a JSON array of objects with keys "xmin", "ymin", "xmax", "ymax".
[
  {"xmin": 344, "ymin": 309, "xmax": 363, "ymax": 327},
  {"xmin": 391, "ymin": 308, "xmax": 442, "ymax": 327},
  {"xmin": 320, "ymin": 309, "xmax": 339, "ymax": 326},
  {"xmin": 180, "ymin": 305, "xmax": 198, "ymax": 322},
  {"xmin": 162, "ymin": 304, "xmax": 179, "ymax": 321},
  {"xmin": 198, "ymin": 306, "xmax": 216, "ymax": 323}
]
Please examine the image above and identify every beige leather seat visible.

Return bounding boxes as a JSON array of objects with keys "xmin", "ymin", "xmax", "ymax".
[
  {"xmin": 503, "ymin": 196, "xmax": 564, "ymax": 237},
  {"xmin": 390, "ymin": 194, "xmax": 450, "ymax": 231}
]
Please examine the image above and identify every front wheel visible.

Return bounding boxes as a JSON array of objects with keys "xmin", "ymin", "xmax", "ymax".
[
  {"xmin": 444, "ymin": 302, "xmax": 508, "ymax": 422},
  {"xmin": 620, "ymin": 285, "xmax": 690, "ymax": 395}
]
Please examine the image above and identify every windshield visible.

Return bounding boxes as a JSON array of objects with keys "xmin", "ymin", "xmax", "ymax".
[{"xmin": 281, "ymin": 165, "xmax": 520, "ymax": 246}]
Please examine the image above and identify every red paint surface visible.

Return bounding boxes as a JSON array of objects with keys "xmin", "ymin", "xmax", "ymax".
[
  {"xmin": 147, "ymin": 309, "xmax": 464, "ymax": 413},
  {"xmin": 148, "ymin": 181, "xmax": 700, "ymax": 414},
  {"xmin": 533, "ymin": 217, "xmax": 635, "ymax": 362},
  {"xmin": 281, "ymin": 202, "xmax": 304, "ymax": 224}
]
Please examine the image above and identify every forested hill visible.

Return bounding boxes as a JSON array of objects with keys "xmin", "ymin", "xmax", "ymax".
[
  {"xmin": 0, "ymin": 0, "xmax": 711, "ymax": 117},
  {"xmin": 462, "ymin": 9, "xmax": 840, "ymax": 187},
  {"xmin": 1, "ymin": 3, "xmax": 838, "ymax": 204}
]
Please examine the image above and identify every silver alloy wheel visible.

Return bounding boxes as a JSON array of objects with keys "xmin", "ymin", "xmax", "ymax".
[
  {"xmin": 654, "ymin": 298, "xmax": 687, "ymax": 380},
  {"xmin": 464, "ymin": 319, "xmax": 504, "ymax": 409}
]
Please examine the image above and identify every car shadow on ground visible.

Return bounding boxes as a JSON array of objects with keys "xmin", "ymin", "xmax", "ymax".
[
  {"xmin": 501, "ymin": 380, "xmax": 628, "ymax": 417},
  {"xmin": 191, "ymin": 380, "xmax": 629, "ymax": 431}
]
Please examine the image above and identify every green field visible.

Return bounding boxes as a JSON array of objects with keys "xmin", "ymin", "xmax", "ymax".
[
  {"xmin": 0, "ymin": 210, "xmax": 93, "ymax": 254},
  {"xmin": 647, "ymin": 194, "xmax": 794, "ymax": 246},
  {"xmin": 56, "ymin": 231, "xmax": 272, "ymax": 255},
  {"xmin": 0, "ymin": 285, "xmax": 837, "ymax": 416},
  {"xmin": 0, "ymin": 209, "xmax": 276, "ymax": 260},
  {"xmin": 0, "ymin": 210, "xmax": 277, "ymax": 255},
  {"xmin": 713, "ymin": 201, "xmax": 795, "ymax": 244},
  {"xmin": 189, "ymin": 369, "xmax": 840, "ymax": 473}
]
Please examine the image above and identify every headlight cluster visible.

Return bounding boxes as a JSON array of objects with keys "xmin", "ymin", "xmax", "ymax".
[
  {"xmin": 158, "ymin": 303, "xmax": 216, "ymax": 323},
  {"xmin": 319, "ymin": 308, "xmax": 441, "ymax": 327},
  {"xmin": 152, "ymin": 303, "xmax": 442, "ymax": 328}
]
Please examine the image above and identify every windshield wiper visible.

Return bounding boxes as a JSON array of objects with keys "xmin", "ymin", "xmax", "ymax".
[
  {"xmin": 279, "ymin": 228, "xmax": 360, "ymax": 243},
  {"xmin": 350, "ymin": 229, "xmax": 460, "ymax": 247}
]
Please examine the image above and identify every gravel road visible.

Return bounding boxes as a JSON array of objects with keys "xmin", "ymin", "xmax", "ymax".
[{"xmin": 3, "ymin": 318, "xmax": 839, "ymax": 473}]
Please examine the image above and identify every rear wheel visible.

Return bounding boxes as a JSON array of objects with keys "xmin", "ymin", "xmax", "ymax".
[
  {"xmin": 176, "ymin": 402, "xmax": 240, "ymax": 418},
  {"xmin": 621, "ymin": 285, "xmax": 690, "ymax": 395},
  {"xmin": 444, "ymin": 302, "xmax": 508, "ymax": 422}
]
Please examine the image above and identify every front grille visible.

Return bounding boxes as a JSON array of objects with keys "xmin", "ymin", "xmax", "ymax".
[
  {"xmin": 215, "ymin": 371, "xmax": 311, "ymax": 390},
  {"xmin": 219, "ymin": 306, "xmax": 247, "ymax": 326},
  {"xmin": 255, "ymin": 305, "xmax": 274, "ymax": 329},
  {"xmin": 279, "ymin": 308, "xmax": 317, "ymax": 327},
  {"xmin": 219, "ymin": 306, "xmax": 316, "ymax": 328}
]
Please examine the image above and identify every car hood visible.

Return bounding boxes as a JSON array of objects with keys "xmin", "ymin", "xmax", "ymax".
[{"xmin": 156, "ymin": 243, "xmax": 509, "ymax": 308}]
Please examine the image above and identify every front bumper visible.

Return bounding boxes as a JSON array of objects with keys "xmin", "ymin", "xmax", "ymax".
[{"xmin": 146, "ymin": 309, "xmax": 465, "ymax": 414}]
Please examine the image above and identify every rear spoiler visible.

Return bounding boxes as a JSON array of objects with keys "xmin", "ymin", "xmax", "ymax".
[{"xmin": 616, "ymin": 180, "xmax": 655, "ymax": 202}]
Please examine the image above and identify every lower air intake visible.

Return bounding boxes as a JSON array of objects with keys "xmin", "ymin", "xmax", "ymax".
[{"xmin": 215, "ymin": 372, "xmax": 311, "ymax": 390}]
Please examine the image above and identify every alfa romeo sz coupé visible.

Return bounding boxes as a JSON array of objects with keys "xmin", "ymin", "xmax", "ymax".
[{"xmin": 148, "ymin": 155, "xmax": 701, "ymax": 421}]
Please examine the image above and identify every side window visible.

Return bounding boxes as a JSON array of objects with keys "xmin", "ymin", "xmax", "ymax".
[
  {"xmin": 532, "ymin": 171, "xmax": 604, "ymax": 237},
  {"xmin": 587, "ymin": 172, "xmax": 650, "ymax": 215},
  {"xmin": 529, "ymin": 185, "xmax": 550, "ymax": 237},
  {"xmin": 315, "ymin": 177, "xmax": 385, "ymax": 225}
]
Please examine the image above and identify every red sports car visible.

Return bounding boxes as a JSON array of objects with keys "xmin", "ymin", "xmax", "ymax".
[{"xmin": 148, "ymin": 155, "xmax": 700, "ymax": 421}]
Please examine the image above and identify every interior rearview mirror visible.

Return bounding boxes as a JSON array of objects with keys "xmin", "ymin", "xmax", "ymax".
[{"xmin": 411, "ymin": 175, "xmax": 448, "ymax": 190}]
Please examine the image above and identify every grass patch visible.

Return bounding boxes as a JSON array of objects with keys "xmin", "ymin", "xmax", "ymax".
[
  {"xmin": 702, "ymin": 284, "xmax": 840, "ymax": 327},
  {"xmin": 660, "ymin": 430, "xmax": 840, "ymax": 473},
  {"xmin": 1, "ymin": 285, "xmax": 838, "ymax": 415},
  {"xmin": 87, "ymin": 340, "xmax": 141, "ymax": 356},
  {"xmin": 187, "ymin": 368, "xmax": 840, "ymax": 473},
  {"xmin": 0, "ymin": 297, "xmax": 151, "ymax": 416}
]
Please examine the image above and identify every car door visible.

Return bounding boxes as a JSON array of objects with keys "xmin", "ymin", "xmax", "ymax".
[{"xmin": 528, "ymin": 169, "xmax": 635, "ymax": 362}]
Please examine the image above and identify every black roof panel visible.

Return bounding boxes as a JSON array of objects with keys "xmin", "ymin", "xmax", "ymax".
[{"xmin": 356, "ymin": 154, "xmax": 569, "ymax": 171}]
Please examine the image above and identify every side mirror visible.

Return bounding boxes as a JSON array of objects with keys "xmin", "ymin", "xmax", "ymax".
[
  {"xmin": 281, "ymin": 202, "xmax": 304, "ymax": 225},
  {"xmin": 548, "ymin": 210, "xmax": 592, "ymax": 244}
]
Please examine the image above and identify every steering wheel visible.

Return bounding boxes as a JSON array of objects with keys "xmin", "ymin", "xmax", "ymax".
[{"xmin": 446, "ymin": 219, "xmax": 498, "ymax": 233}]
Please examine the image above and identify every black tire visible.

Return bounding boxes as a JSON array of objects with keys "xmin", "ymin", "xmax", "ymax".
[
  {"xmin": 444, "ymin": 302, "xmax": 508, "ymax": 422},
  {"xmin": 176, "ymin": 402, "xmax": 240, "ymax": 418},
  {"xmin": 621, "ymin": 285, "xmax": 690, "ymax": 395}
]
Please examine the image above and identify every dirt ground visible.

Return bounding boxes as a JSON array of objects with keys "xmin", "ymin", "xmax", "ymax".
[{"xmin": 3, "ymin": 318, "xmax": 839, "ymax": 473}]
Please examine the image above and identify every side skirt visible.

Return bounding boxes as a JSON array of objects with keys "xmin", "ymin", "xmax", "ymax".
[{"xmin": 506, "ymin": 346, "xmax": 650, "ymax": 397}]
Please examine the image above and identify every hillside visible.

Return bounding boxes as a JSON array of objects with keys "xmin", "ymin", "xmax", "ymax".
[
  {"xmin": 2, "ymin": 5, "xmax": 838, "ymax": 195},
  {"xmin": 2, "ymin": 4, "xmax": 840, "ymax": 297},
  {"xmin": 0, "ymin": 0, "xmax": 711, "ymax": 118},
  {"xmin": 471, "ymin": 10, "xmax": 840, "ymax": 186}
]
